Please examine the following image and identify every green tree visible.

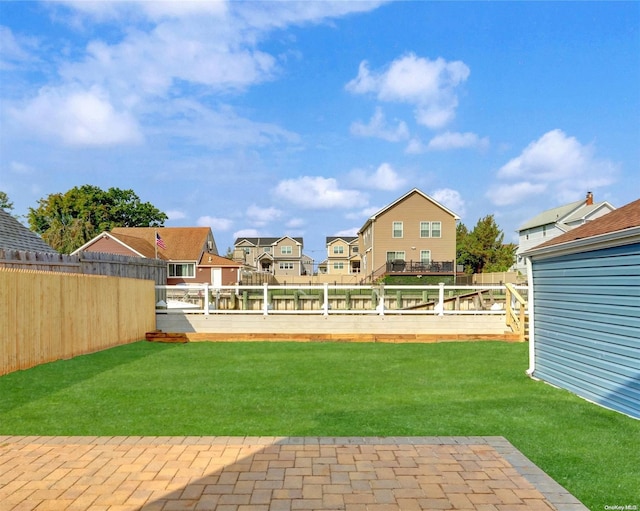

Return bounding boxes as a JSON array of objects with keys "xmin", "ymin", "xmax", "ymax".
[
  {"xmin": 28, "ymin": 185, "xmax": 167, "ymax": 253},
  {"xmin": 456, "ymin": 215, "xmax": 516, "ymax": 274},
  {"xmin": 0, "ymin": 191, "xmax": 14, "ymax": 211}
]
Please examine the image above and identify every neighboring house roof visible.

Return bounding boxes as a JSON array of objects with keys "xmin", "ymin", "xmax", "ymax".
[
  {"xmin": 518, "ymin": 196, "xmax": 615, "ymax": 232},
  {"xmin": 358, "ymin": 188, "xmax": 460, "ymax": 233},
  {"xmin": 234, "ymin": 236, "xmax": 303, "ymax": 246},
  {"xmin": 527, "ymin": 198, "xmax": 640, "ymax": 252},
  {"xmin": 111, "ymin": 227, "xmax": 215, "ymax": 261},
  {"xmin": 0, "ymin": 209, "xmax": 58, "ymax": 253},
  {"xmin": 198, "ymin": 253, "xmax": 241, "ymax": 267},
  {"xmin": 326, "ymin": 236, "xmax": 358, "ymax": 244},
  {"xmin": 562, "ymin": 202, "xmax": 612, "ymax": 224},
  {"xmin": 518, "ymin": 200, "xmax": 583, "ymax": 231},
  {"xmin": 74, "ymin": 227, "xmax": 216, "ymax": 261}
]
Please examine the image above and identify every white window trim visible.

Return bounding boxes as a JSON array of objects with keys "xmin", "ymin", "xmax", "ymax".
[
  {"xmin": 431, "ymin": 221, "xmax": 442, "ymax": 238},
  {"xmin": 386, "ymin": 251, "xmax": 406, "ymax": 261},
  {"xmin": 392, "ymin": 221, "xmax": 403, "ymax": 238},
  {"xmin": 168, "ymin": 262, "xmax": 196, "ymax": 278},
  {"xmin": 420, "ymin": 221, "xmax": 430, "ymax": 238}
]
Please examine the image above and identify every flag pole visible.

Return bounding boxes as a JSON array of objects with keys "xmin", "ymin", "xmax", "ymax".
[{"xmin": 155, "ymin": 229, "xmax": 158, "ymax": 259}]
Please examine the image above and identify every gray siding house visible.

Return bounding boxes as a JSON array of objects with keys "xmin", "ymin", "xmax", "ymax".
[
  {"xmin": 523, "ymin": 198, "xmax": 640, "ymax": 419},
  {"xmin": 516, "ymin": 192, "xmax": 615, "ymax": 276}
]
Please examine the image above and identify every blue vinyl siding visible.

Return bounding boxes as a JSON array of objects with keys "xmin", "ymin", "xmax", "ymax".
[{"xmin": 531, "ymin": 243, "xmax": 640, "ymax": 419}]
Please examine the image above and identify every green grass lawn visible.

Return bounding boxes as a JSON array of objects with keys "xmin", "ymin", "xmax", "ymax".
[{"xmin": 1, "ymin": 341, "xmax": 638, "ymax": 510}]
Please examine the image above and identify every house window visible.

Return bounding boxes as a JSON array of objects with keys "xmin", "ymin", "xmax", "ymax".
[
  {"xmin": 168, "ymin": 263, "xmax": 195, "ymax": 278},
  {"xmin": 392, "ymin": 221, "xmax": 403, "ymax": 238},
  {"xmin": 386, "ymin": 251, "xmax": 406, "ymax": 261},
  {"xmin": 420, "ymin": 221, "xmax": 442, "ymax": 238},
  {"xmin": 281, "ymin": 245, "xmax": 292, "ymax": 255},
  {"xmin": 333, "ymin": 245, "xmax": 344, "ymax": 254},
  {"xmin": 333, "ymin": 262, "xmax": 344, "ymax": 270},
  {"xmin": 244, "ymin": 248, "xmax": 251, "ymax": 254},
  {"xmin": 351, "ymin": 246, "xmax": 359, "ymax": 254},
  {"xmin": 279, "ymin": 262, "xmax": 294, "ymax": 270},
  {"xmin": 263, "ymin": 247, "xmax": 271, "ymax": 253},
  {"xmin": 420, "ymin": 250, "xmax": 431, "ymax": 264}
]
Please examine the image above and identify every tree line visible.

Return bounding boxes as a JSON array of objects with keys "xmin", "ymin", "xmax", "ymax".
[{"xmin": 1, "ymin": 186, "xmax": 516, "ymax": 272}]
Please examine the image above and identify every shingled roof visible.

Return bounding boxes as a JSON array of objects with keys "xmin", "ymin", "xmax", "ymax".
[
  {"xmin": 0, "ymin": 209, "xmax": 58, "ymax": 253},
  {"xmin": 110, "ymin": 227, "xmax": 216, "ymax": 260},
  {"xmin": 529, "ymin": 198, "xmax": 640, "ymax": 251}
]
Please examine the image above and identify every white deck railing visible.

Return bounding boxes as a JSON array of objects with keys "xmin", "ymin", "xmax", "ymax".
[{"xmin": 155, "ymin": 283, "xmax": 528, "ymax": 318}]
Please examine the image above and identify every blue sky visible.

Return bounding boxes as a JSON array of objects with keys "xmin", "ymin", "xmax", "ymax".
[{"xmin": 1, "ymin": 1, "xmax": 638, "ymax": 262}]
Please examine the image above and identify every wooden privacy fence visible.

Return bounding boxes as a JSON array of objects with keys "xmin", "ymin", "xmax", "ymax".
[
  {"xmin": 0, "ymin": 249, "xmax": 167, "ymax": 285},
  {"xmin": 0, "ymin": 267, "xmax": 156, "ymax": 375}
]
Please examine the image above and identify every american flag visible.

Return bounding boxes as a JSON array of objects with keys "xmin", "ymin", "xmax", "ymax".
[{"xmin": 155, "ymin": 232, "xmax": 167, "ymax": 250}]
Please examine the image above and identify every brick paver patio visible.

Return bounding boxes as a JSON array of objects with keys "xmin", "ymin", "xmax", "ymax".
[{"xmin": 0, "ymin": 436, "xmax": 588, "ymax": 511}]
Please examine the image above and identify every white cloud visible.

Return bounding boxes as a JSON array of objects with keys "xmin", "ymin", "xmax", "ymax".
[
  {"xmin": 274, "ymin": 176, "xmax": 367, "ymax": 209},
  {"xmin": 56, "ymin": 1, "xmax": 385, "ymax": 99},
  {"xmin": 9, "ymin": 161, "xmax": 34, "ymax": 175},
  {"xmin": 12, "ymin": 86, "xmax": 143, "ymax": 146},
  {"xmin": 166, "ymin": 210, "xmax": 187, "ymax": 221},
  {"xmin": 158, "ymin": 100, "xmax": 299, "ymax": 149},
  {"xmin": 426, "ymin": 131, "xmax": 489, "ymax": 151},
  {"xmin": 486, "ymin": 182, "xmax": 548, "ymax": 207},
  {"xmin": 345, "ymin": 206, "xmax": 381, "ymax": 221},
  {"xmin": 0, "ymin": 26, "xmax": 37, "ymax": 70},
  {"xmin": 431, "ymin": 188, "xmax": 465, "ymax": 217},
  {"xmin": 334, "ymin": 228, "xmax": 359, "ymax": 237},
  {"xmin": 58, "ymin": 0, "xmax": 228, "ymax": 21},
  {"xmin": 246, "ymin": 204, "xmax": 282, "ymax": 226},
  {"xmin": 346, "ymin": 53, "xmax": 470, "ymax": 129},
  {"xmin": 286, "ymin": 218, "xmax": 306, "ymax": 228},
  {"xmin": 350, "ymin": 107, "xmax": 409, "ymax": 142},
  {"xmin": 488, "ymin": 129, "xmax": 618, "ymax": 206},
  {"xmin": 405, "ymin": 138, "xmax": 426, "ymax": 154},
  {"xmin": 233, "ymin": 228, "xmax": 260, "ymax": 239},
  {"xmin": 349, "ymin": 163, "xmax": 406, "ymax": 191},
  {"xmin": 197, "ymin": 215, "xmax": 233, "ymax": 231},
  {"xmin": 234, "ymin": 2, "xmax": 388, "ymax": 31}
]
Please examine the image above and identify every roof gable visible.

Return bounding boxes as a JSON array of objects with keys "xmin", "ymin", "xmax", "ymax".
[
  {"xmin": 562, "ymin": 202, "xmax": 615, "ymax": 224},
  {"xmin": 528, "ymin": 198, "xmax": 640, "ymax": 251},
  {"xmin": 234, "ymin": 236, "xmax": 303, "ymax": 247},
  {"xmin": 71, "ymin": 231, "xmax": 154, "ymax": 258},
  {"xmin": 0, "ymin": 209, "xmax": 58, "ymax": 253},
  {"xmin": 198, "ymin": 253, "xmax": 242, "ymax": 267},
  {"xmin": 326, "ymin": 236, "xmax": 357, "ymax": 245},
  {"xmin": 359, "ymin": 188, "xmax": 459, "ymax": 233},
  {"xmin": 516, "ymin": 196, "xmax": 618, "ymax": 231},
  {"xmin": 110, "ymin": 227, "xmax": 215, "ymax": 261}
]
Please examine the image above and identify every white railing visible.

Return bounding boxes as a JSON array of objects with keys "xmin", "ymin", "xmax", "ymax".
[{"xmin": 155, "ymin": 283, "xmax": 528, "ymax": 318}]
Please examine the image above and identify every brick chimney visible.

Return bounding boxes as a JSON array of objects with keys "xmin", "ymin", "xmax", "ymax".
[{"xmin": 586, "ymin": 191, "xmax": 594, "ymax": 205}]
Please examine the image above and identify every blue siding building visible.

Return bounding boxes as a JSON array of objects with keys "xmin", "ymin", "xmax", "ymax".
[{"xmin": 524, "ymin": 198, "xmax": 640, "ymax": 419}]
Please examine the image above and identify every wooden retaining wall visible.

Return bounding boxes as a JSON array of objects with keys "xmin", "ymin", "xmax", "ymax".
[
  {"xmin": 153, "ymin": 313, "xmax": 520, "ymax": 343},
  {"xmin": 0, "ymin": 268, "xmax": 156, "ymax": 375}
]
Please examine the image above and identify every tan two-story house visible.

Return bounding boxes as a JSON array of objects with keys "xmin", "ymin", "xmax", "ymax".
[
  {"xmin": 325, "ymin": 236, "xmax": 361, "ymax": 275},
  {"xmin": 233, "ymin": 236, "xmax": 308, "ymax": 277},
  {"xmin": 358, "ymin": 188, "xmax": 459, "ymax": 280}
]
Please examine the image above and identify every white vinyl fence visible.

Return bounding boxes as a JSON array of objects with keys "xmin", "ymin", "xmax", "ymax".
[{"xmin": 156, "ymin": 283, "xmax": 528, "ymax": 317}]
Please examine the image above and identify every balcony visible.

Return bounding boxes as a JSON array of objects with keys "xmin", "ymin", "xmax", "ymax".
[{"xmin": 385, "ymin": 260, "xmax": 454, "ymax": 274}]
